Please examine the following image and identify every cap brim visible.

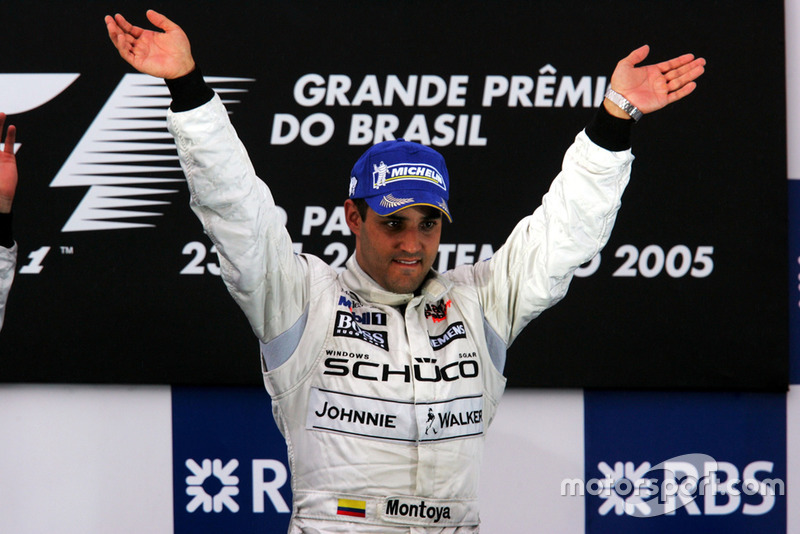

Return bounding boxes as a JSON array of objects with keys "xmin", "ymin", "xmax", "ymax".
[{"xmin": 364, "ymin": 189, "xmax": 452, "ymax": 222}]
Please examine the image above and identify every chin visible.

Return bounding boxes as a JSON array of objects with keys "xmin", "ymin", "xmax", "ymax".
[{"xmin": 390, "ymin": 276, "xmax": 426, "ymax": 294}]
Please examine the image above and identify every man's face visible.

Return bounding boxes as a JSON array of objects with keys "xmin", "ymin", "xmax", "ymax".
[{"xmin": 345, "ymin": 200, "xmax": 443, "ymax": 294}]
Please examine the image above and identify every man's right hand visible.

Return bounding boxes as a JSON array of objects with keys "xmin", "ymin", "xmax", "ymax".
[{"xmin": 105, "ymin": 10, "xmax": 195, "ymax": 79}]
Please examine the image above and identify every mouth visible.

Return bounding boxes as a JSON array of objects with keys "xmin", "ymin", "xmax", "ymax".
[{"xmin": 393, "ymin": 258, "xmax": 422, "ymax": 266}]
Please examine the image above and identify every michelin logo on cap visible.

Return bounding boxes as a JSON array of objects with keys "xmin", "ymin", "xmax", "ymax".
[{"xmin": 372, "ymin": 162, "xmax": 446, "ymax": 190}]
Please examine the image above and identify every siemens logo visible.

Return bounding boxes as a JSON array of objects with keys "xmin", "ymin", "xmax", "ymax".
[{"xmin": 429, "ymin": 322, "xmax": 466, "ymax": 350}]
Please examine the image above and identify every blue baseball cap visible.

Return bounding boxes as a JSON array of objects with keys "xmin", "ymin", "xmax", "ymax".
[{"xmin": 349, "ymin": 139, "xmax": 452, "ymax": 222}]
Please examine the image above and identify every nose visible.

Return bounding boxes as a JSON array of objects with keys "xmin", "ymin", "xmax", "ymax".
[{"xmin": 397, "ymin": 227, "xmax": 423, "ymax": 255}]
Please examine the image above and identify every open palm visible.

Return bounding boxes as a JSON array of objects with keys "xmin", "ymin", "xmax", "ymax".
[
  {"xmin": 105, "ymin": 10, "xmax": 195, "ymax": 79},
  {"xmin": 611, "ymin": 45, "xmax": 706, "ymax": 114}
]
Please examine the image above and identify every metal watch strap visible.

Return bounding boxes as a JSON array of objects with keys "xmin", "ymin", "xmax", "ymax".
[{"xmin": 604, "ymin": 87, "xmax": 643, "ymax": 122}]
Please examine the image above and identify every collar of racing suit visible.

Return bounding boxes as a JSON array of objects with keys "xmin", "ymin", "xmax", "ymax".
[{"xmin": 342, "ymin": 254, "xmax": 452, "ymax": 307}]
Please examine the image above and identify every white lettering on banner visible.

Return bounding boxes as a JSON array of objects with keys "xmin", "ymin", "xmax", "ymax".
[
  {"xmin": 178, "ymin": 235, "xmax": 716, "ymax": 280},
  {"xmin": 578, "ymin": 454, "xmax": 785, "ymax": 518},
  {"xmin": 481, "ymin": 67, "xmax": 607, "ymax": 108},
  {"xmin": 16, "ymin": 245, "xmax": 79, "ymax": 275},
  {"xmin": 184, "ymin": 458, "xmax": 291, "ymax": 515},
  {"xmin": 180, "ymin": 242, "xmax": 220, "ymax": 276},
  {"xmin": 178, "ymin": 205, "xmax": 714, "ymax": 278},
  {"xmin": 306, "ymin": 388, "xmax": 484, "ymax": 443},
  {"xmin": 349, "ymin": 114, "xmax": 487, "ymax": 146},
  {"xmin": 436, "ymin": 243, "xmax": 494, "ymax": 272},
  {"xmin": 270, "ymin": 113, "xmax": 335, "ymax": 146},
  {"xmin": 252, "ymin": 460, "xmax": 291, "ymax": 513},
  {"xmin": 574, "ymin": 245, "xmax": 716, "ymax": 279},
  {"xmin": 18, "ymin": 246, "xmax": 52, "ymax": 274},
  {"xmin": 301, "ymin": 206, "xmax": 351, "ymax": 236},
  {"xmin": 293, "ymin": 74, "xmax": 470, "ymax": 107},
  {"xmin": 275, "ymin": 69, "xmax": 607, "ymax": 146}
]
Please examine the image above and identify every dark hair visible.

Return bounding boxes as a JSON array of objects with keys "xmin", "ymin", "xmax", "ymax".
[{"xmin": 353, "ymin": 198, "xmax": 369, "ymax": 220}]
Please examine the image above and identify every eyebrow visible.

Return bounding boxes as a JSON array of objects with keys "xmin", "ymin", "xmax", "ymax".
[{"xmin": 386, "ymin": 209, "xmax": 442, "ymax": 222}]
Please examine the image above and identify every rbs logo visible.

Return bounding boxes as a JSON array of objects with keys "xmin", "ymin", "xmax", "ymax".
[
  {"xmin": 183, "ymin": 457, "xmax": 290, "ymax": 515},
  {"xmin": 565, "ymin": 454, "xmax": 784, "ymax": 519}
]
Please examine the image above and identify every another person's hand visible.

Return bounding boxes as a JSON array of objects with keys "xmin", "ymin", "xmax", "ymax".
[
  {"xmin": 606, "ymin": 45, "xmax": 706, "ymax": 118},
  {"xmin": 0, "ymin": 113, "xmax": 18, "ymax": 214},
  {"xmin": 105, "ymin": 10, "xmax": 195, "ymax": 79}
]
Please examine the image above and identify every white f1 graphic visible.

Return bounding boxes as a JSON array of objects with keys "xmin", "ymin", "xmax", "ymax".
[
  {"xmin": 50, "ymin": 73, "xmax": 252, "ymax": 232},
  {"xmin": 0, "ymin": 73, "xmax": 80, "ymax": 154},
  {"xmin": 0, "ymin": 73, "xmax": 79, "ymax": 115}
]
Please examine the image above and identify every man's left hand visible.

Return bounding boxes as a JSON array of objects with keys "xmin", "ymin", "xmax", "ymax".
[
  {"xmin": 606, "ymin": 45, "xmax": 706, "ymax": 118},
  {"xmin": 0, "ymin": 113, "xmax": 18, "ymax": 214}
]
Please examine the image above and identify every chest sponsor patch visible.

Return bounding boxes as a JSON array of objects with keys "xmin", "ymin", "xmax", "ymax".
[
  {"xmin": 425, "ymin": 299, "xmax": 451, "ymax": 322},
  {"xmin": 417, "ymin": 394, "xmax": 483, "ymax": 442},
  {"xmin": 333, "ymin": 311, "xmax": 389, "ymax": 350},
  {"xmin": 381, "ymin": 496, "xmax": 479, "ymax": 527},
  {"xmin": 306, "ymin": 387, "xmax": 484, "ymax": 443},
  {"xmin": 429, "ymin": 321, "xmax": 467, "ymax": 351}
]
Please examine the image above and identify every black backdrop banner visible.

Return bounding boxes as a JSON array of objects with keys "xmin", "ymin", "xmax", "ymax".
[{"xmin": 0, "ymin": 1, "xmax": 787, "ymax": 389}]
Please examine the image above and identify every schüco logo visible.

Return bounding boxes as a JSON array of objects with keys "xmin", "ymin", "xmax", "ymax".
[
  {"xmin": 324, "ymin": 354, "xmax": 480, "ymax": 383},
  {"xmin": 183, "ymin": 457, "xmax": 290, "ymax": 515},
  {"xmin": 562, "ymin": 453, "xmax": 784, "ymax": 518},
  {"xmin": 16, "ymin": 72, "xmax": 252, "ymax": 233}
]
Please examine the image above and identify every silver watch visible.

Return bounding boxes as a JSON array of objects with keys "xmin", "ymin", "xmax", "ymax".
[{"xmin": 604, "ymin": 87, "xmax": 643, "ymax": 122}]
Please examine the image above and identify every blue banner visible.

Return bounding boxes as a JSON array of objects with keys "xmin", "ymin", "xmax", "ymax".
[
  {"xmin": 172, "ymin": 387, "xmax": 292, "ymax": 533},
  {"xmin": 584, "ymin": 390, "xmax": 787, "ymax": 533}
]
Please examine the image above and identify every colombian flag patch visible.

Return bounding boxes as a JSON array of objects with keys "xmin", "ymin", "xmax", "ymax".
[{"xmin": 337, "ymin": 498, "xmax": 367, "ymax": 518}]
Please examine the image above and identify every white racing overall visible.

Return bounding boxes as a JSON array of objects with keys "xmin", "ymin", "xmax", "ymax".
[{"xmin": 168, "ymin": 94, "xmax": 633, "ymax": 533}]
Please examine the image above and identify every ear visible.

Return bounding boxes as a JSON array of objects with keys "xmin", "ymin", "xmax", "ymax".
[{"xmin": 344, "ymin": 199, "xmax": 362, "ymax": 237}]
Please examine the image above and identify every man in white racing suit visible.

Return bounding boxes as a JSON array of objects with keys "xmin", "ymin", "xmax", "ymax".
[
  {"xmin": 106, "ymin": 10, "xmax": 705, "ymax": 533},
  {"xmin": 0, "ymin": 113, "xmax": 18, "ymax": 333}
]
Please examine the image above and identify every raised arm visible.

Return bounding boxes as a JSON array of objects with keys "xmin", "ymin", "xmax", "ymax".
[
  {"xmin": 105, "ymin": 12, "xmax": 309, "ymax": 345},
  {"xmin": 0, "ymin": 113, "xmax": 18, "ymax": 332},
  {"xmin": 0, "ymin": 113, "xmax": 17, "ymax": 214},
  {"xmin": 472, "ymin": 47, "xmax": 705, "ymax": 345},
  {"xmin": 104, "ymin": 10, "xmax": 195, "ymax": 79},
  {"xmin": 605, "ymin": 45, "xmax": 706, "ymax": 119}
]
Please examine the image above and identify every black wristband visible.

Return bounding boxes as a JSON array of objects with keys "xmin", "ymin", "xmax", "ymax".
[
  {"xmin": 0, "ymin": 211, "xmax": 13, "ymax": 248},
  {"xmin": 165, "ymin": 67, "xmax": 216, "ymax": 112},
  {"xmin": 585, "ymin": 103, "xmax": 633, "ymax": 152}
]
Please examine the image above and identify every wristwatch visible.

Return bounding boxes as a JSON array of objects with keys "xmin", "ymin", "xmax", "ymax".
[{"xmin": 604, "ymin": 87, "xmax": 643, "ymax": 122}]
